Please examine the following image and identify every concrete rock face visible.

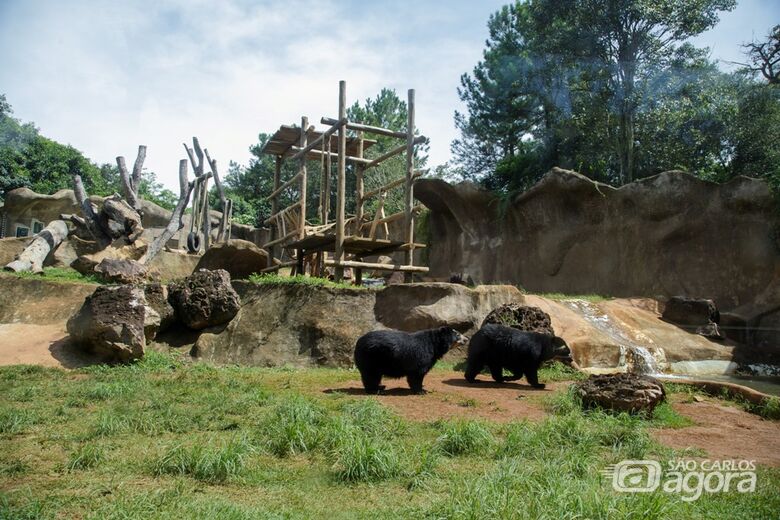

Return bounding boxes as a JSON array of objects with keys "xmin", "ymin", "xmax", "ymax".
[
  {"xmin": 169, "ymin": 269, "xmax": 241, "ymax": 330},
  {"xmin": 415, "ymin": 169, "xmax": 779, "ymax": 312},
  {"xmin": 374, "ymin": 283, "xmax": 523, "ymax": 336},
  {"xmin": 576, "ymin": 373, "xmax": 666, "ymax": 414},
  {"xmin": 481, "ymin": 303, "xmax": 555, "ymax": 335},
  {"xmin": 94, "ymin": 258, "xmax": 149, "ymax": 285},
  {"xmin": 662, "ymin": 296, "xmax": 723, "ymax": 340},
  {"xmin": 66, "ymin": 285, "xmax": 149, "ymax": 361},
  {"xmin": 195, "ymin": 239, "xmax": 269, "ymax": 279}
]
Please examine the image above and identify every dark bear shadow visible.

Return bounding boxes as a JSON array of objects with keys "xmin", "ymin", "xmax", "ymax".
[
  {"xmin": 323, "ymin": 387, "xmax": 419, "ymax": 396},
  {"xmin": 440, "ymin": 378, "xmax": 548, "ymax": 391}
]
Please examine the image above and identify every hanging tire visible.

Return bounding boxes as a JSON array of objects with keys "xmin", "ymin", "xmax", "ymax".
[{"xmin": 187, "ymin": 232, "xmax": 201, "ymax": 253}]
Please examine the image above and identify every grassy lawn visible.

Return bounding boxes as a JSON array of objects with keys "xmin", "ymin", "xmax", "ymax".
[
  {"xmin": 1, "ymin": 354, "xmax": 778, "ymax": 519},
  {"xmin": 1, "ymin": 267, "xmax": 102, "ymax": 285}
]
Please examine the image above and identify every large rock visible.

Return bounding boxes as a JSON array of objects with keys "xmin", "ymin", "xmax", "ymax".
[
  {"xmin": 374, "ymin": 283, "xmax": 523, "ymax": 335},
  {"xmin": 100, "ymin": 196, "xmax": 143, "ymax": 241},
  {"xmin": 94, "ymin": 258, "xmax": 148, "ymax": 284},
  {"xmin": 66, "ymin": 285, "xmax": 149, "ymax": 361},
  {"xmin": 168, "ymin": 269, "xmax": 241, "ymax": 330},
  {"xmin": 575, "ymin": 373, "xmax": 666, "ymax": 414},
  {"xmin": 72, "ymin": 237, "xmax": 147, "ymax": 275},
  {"xmin": 143, "ymin": 283, "xmax": 176, "ymax": 333},
  {"xmin": 195, "ymin": 239, "xmax": 269, "ymax": 279},
  {"xmin": 415, "ymin": 170, "xmax": 779, "ymax": 311},
  {"xmin": 662, "ymin": 296, "xmax": 723, "ymax": 340},
  {"xmin": 481, "ymin": 303, "xmax": 555, "ymax": 335}
]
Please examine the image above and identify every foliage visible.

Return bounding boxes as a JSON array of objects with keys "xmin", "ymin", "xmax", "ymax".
[{"xmin": 450, "ymin": 0, "xmax": 780, "ymax": 195}]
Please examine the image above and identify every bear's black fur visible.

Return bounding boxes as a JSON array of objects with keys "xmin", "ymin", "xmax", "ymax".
[
  {"xmin": 354, "ymin": 326, "xmax": 467, "ymax": 394},
  {"xmin": 464, "ymin": 323, "xmax": 571, "ymax": 389}
]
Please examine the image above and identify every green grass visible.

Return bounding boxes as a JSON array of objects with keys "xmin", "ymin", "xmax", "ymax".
[
  {"xmin": 538, "ymin": 292, "xmax": 611, "ymax": 302},
  {"xmin": 247, "ymin": 273, "xmax": 367, "ymax": 290},
  {"xmin": 2, "ymin": 266, "xmax": 103, "ymax": 284},
  {"xmin": 1, "ymin": 353, "xmax": 778, "ymax": 519}
]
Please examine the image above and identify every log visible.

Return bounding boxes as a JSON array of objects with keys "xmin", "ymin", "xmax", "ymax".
[
  {"xmin": 4, "ymin": 220, "xmax": 69, "ymax": 273},
  {"xmin": 362, "ymin": 171, "xmax": 422, "ymax": 201},
  {"xmin": 264, "ymin": 172, "xmax": 302, "ymax": 201},
  {"xmin": 141, "ymin": 160, "xmax": 194, "ymax": 264},
  {"xmin": 299, "ymin": 116, "xmax": 308, "ymax": 241},
  {"xmin": 321, "ymin": 117, "xmax": 408, "ymax": 139},
  {"xmin": 335, "ymin": 80, "xmax": 347, "ymax": 281},
  {"xmin": 205, "ymin": 148, "xmax": 229, "ymax": 243},
  {"xmin": 404, "ymin": 88, "xmax": 416, "ymax": 281},
  {"xmin": 324, "ymin": 259, "xmax": 429, "ymax": 273},
  {"xmin": 72, "ymin": 174, "xmax": 111, "ymax": 248},
  {"xmin": 289, "ymin": 117, "xmax": 346, "ymax": 161},
  {"xmin": 287, "ymin": 146, "xmax": 372, "ymax": 165},
  {"xmin": 116, "ymin": 145, "xmax": 146, "ymax": 212},
  {"xmin": 365, "ymin": 136, "xmax": 426, "ymax": 169}
]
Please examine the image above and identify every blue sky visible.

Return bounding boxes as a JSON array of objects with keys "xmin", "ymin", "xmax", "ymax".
[{"xmin": 0, "ymin": 0, "xmax": 777, "ymax": 189}]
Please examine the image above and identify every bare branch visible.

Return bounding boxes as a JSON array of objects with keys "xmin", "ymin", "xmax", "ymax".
[
  {"xmin": 116, "ymin": 155, "xmax": 139, "ymax": 210},
  {"xmin": 141, "ymin": 160, "xmax": 194, "ymax": 264},
  {"xmin": 73, "ymin": 174, "xmax": 111, "ymax": 248},
  {"xmin": 131, "ymin": 145, "xmax": 146, "ymax": 193}
]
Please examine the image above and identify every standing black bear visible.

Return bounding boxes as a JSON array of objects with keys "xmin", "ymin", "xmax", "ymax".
[
  {"xmin": 354, "ymin": 326, "xmax": 467, "ymax": 394},
  {"xmin": 464, "ymin": 324, "xmax": 571, "ymax": 389}
]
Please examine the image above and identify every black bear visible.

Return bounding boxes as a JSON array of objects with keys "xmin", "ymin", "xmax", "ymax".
[
  {"xmin": 464, "ymin": 324, "xmax": 571, "ymax": 389},
  {"xmin": 354, "ymin": 326, "xmax": 467, "ymax": 394}
]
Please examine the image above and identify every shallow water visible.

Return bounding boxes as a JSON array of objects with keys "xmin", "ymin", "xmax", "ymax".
[{"xmin": 659, "ymin": 373, "xmax": 780, "ymax": 397}]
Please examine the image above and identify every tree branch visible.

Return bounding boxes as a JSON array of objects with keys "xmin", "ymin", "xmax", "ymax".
[{"xmin": 141, "ymin": 160, "xmax": 194, "ymax": 264}]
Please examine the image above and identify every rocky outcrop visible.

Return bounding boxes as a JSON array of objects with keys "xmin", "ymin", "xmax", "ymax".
[
  {"xmin": 481, "ymin": 303, "xmax": 555, "ymax": 335},
  {"xmin": 662, "ymin": 296, "xmax": 723, "ymax": 339},
  {"xmin": 169, "ymin": 269, "xmax": 241, "ymax": 330},
  {"xmin": 94, "ymin": 258, "xmax": 149, "ymax": 284},
  {"xmin": 576, "ymin": 373, "xmax": 666, "ymax": 414},
  {"xmin": 66, "ymin": 285, "xmax": 150, "ymax": 361},
  {"xmin": 374, "ymin": 283, "xmax": 523, "ymax": 335},
  {"xmin": 143, "ymin": 283, "xmax": 176, "ymax": 333},
  {"xmin": 195, "ymin": 239, "xmax": 269, "ymax": 279},
  {"xmin": 415, "ymin": 169, "xmax": 779, "ymax": 313}
]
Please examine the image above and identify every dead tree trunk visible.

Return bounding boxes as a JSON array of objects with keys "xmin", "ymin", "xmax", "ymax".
[
  {"xmin": 205, "ymin": 148, "xmax": 230, "ymax": 243},
  {"xmin": 4, "ymin": 220, "xmax": 69, "ymax": 273},
  {"xmin": 73, "ymin": 174, "xmax": 111, "ymax": 249},
  {"xmin": 184, "ymin": 137, "xmax": 212, "ymax": 251},
  {"xmin": 140, "ymin": 160, "xmax": 194, "ymax": 264},
  {"xmin": 117, "ymin": 145, "xmax": 146, "ymax": 213}
]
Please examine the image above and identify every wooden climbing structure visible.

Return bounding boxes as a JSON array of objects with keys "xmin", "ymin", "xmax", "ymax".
[{"xmin": 260, "ymin": 81, "xmax": 428, "ymax": 283}]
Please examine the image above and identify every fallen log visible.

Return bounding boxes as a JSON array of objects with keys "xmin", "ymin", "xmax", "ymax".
[{"xmin": 4, "ymin": 220, "xmax": 69, "ymax": 273}]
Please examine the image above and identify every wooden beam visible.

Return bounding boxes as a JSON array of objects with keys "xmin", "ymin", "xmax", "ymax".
[
  {"xmin": 287, "ymin": 146, "xmax": 372, "ymax": 165},
  {"xmin": 355, "ymin": 131, "xmax": 365, "ymax": 231},
  {"xmin": 324, "ymin": 259, "xmax": 429, "ymax": 273},
  {"xmin": 263, "ymin": 229, "xmax": 299, "ymax": 248},
  {"xmin": 321, "ymin": 117, "xmax": 408, "ymax": 139},
  {"xmin": 360, "ymin": 205, "xmax": 424, "ymax": 228},
  {"xmin": 264, "ymin": 171, "xmax": 302, "ymax": 201},
  {"xmin": 335, "ymin": 80, "xmax": 347, "ymax": 282},
  {"xmin": 263, "ymin": 200, "xmax": 302, "ymax": 226},
  {"xmin": 299, "ymin": 116, "xmax": 308, "ymax": 241},
  {"xmin": 362, "ymin": 171, "xmax": 422, "ymax": 201},
  {"xmin": 268, "ymin": 156, "xmax": 281, "ymax": 268},
  {"xmin": 259, "ymin": 260, "xmax": 297, "ymax": 273},
  {"xmin": 289, "ymin": 117, "xmax": 346, "ymax": 161},
  {"xmin": 364, "ymin": 136, "xmax": 426, "ymax": 170},
  {"xmin": 404, "ymin": 88, "xmax": 415, "ymax": 281}
]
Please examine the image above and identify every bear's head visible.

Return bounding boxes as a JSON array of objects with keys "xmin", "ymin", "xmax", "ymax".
[
  {"xmin": 436, "ymin": 326, "xmax": 468, "ymax": 357},
  {"xmin": 543, "ymin": 335, "xmax": 572, "ymax": 363}
]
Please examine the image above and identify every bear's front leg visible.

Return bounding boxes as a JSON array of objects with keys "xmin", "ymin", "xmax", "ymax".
[
  {"xmin": 406, "ymin": 372, "xmax": 427, "ymax": 394},
  {"xmin": 503, "ymin": 368, "xmax": 524, "ymax": 382},
  {"xmin": 525, "ymin": 368, "xmax": 545, "ymax": 389},
  {"xmin": 489, "ymin": 364, "xmax": 506, "ymax": 383}
]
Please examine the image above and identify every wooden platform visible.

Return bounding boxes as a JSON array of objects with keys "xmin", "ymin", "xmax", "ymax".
[
  {"xmin": 262, "ymin": 125, "xmax": 376, "ymax": 158},
  {"xmin": 285, "ymin": 233, "xmax": 419, "ymax": 258}
]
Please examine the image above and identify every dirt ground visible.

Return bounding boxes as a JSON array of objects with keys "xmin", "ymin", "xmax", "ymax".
[
  {"xmin": 1, "ymin": 328, "xmax": 778, "ymax": 468},
  {"xmin": 324, "ymin": 371, "xmax": 780, "ymax": 467}
]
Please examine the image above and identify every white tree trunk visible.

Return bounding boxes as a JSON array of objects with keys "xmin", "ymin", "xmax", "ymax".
[{"xmin": 4, "ymin": 220, "xmax": 69, "ymax": 273}]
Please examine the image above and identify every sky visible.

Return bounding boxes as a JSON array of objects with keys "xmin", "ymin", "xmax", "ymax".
[{"xmin": 0, "ymin": 0, "xmax": 778, "ymax": 190}]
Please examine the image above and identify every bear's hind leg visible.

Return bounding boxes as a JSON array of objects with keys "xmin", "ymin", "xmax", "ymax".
[
  {"xmin": 406, "ymin": 372, "xmax": 426, "ymax": 394},
  {"xmin": 360, "ymin": 371, "xmax": 384, "ymax": 394},
  {"xmin": 464, "ymin": 361, "xmax": 484, "ymax": 383},
  {"xmin": 489, "ymin": 364, "xmax": 506, "ymax": 383},
  {"xmin": 525, "ymin": 367, "xmax": 545, "ymax": 389},
  {"xmin": 503, "ymin": 368, "xmax": 524, "ymax": 382}
]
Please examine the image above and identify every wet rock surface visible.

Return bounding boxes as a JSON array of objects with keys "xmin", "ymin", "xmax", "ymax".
[{"xmin": 576, "ymin": 373, "xmax": 666, "ymax": 414}]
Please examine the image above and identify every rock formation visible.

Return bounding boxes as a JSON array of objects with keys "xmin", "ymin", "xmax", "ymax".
[
  {"xmin": 481, "ymin": 303, "xmax": 555, "ymax": 335},
  {"xmin": 168, "ymin": 269, "xmax": 241, "ymax": 330},
  {"xmin": 576, "ymin": 373, "xmax": 666, "ymax": 415}
]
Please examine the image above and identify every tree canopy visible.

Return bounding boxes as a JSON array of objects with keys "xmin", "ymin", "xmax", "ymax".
[{"xmin": 451, "ymin": 0, "xmax": 780, "ymax": 194}]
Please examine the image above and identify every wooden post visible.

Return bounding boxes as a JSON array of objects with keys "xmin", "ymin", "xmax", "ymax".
[
  {"xmin": 404, "ymin": 88, "xmax": 415, "ymax": 283},
  {"xmin": 334, "ymin": 80, "xmax": 347, "ymax": 282},
  {"xmin": 295, "ymin": 116, "xmax": 308, "ymax": 276},
  {"xmin": 354, "ymin": 131, "xmax": 364, "ymax": 286},
  {"xmin": 269, "ymin": 156, "xmax": 282, "ymax": 269}
]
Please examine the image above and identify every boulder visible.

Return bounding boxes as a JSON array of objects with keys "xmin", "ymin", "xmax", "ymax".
[
  {"xmin": 195, "ymin": 239, "xmax": 269, "ymax": 279},
  {"xmin": 94, "ymin": 258, "xmax": 148, "ymax": 284},
  {"xmin": 374, "ymin": 282, "xmax": 523, "ymax": 337},
  {"xmin": 662, "ymin": 296, "xmax": 724, "ymax": 339},
  {"xmin": 168, "ymin": 269, "xmax": 241, "ymax": 330},
  {"xmin": 66, "ymin": 285, "xmax": 149, "ymax": 361},
  {"xmin": 72, "ymin": 237, "xmax": 147, "ymax": 275},
  {"xmin": 481, "ymin": 303, "xmax": 555, "ymax": 335},
  {"xmin": 99, "ymin": 196, "xmax": 143, "ymax": 241},
  {"xmin": 143, "ymin": 283, "xmax": 176, "ymax": 333},
  {"xmin": 575, "ymin": 373, "xmax": 666, "ymax": 415}
]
